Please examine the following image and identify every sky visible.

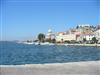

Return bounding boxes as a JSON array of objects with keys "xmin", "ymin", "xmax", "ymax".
[{"xmin": 0, "ymin": 0, "xmax": 100, "ymax": 41}]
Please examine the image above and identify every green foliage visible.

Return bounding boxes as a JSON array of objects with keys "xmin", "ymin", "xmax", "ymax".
[
  {"xmin": 83, "ymin": 38, "xmax": 86, "ymax": 42},
  {"xmin": 45, "ymin": 39, "xmax": 51, "ymax": 43},
  {"xmin": 38, "ymin": 33, "xmax": 45, "ymax": 42},
  {"xmin": 52, "ymin": 39, "xmax": 56, "ymax": 43},
  {"xmin": 45, "ymin": 38, "xmax": 56, "ymax": 43},
  {"xmin": 64, "ymin": 41, "xmax": 70, "ymax": 43},
  {"xmin": 61, "ymin": 39, "xmax": 63, "ymax": 43},
  {"xmin": 92, "ymin": 37, "xmax": 97, "ymax": 43}
]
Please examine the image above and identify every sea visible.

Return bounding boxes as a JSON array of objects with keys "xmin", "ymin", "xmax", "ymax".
[{"xmin": 0, "ymin": 41, "xmax": 100, "ymax": 65}]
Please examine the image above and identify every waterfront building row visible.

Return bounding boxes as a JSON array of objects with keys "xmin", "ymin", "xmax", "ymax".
[{"xmin": 45, "ymin": 24, "xmax": 100, "ymax": 43}]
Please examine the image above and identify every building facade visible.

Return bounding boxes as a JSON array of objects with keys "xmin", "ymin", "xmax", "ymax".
[
  {"xmin": 55, "ymin": 32, "xmax": 76, "ymax": 42},
  {"xmin": 79, "ymin": 34, "xmax": 95, "ymax": 42},
  {"xmin": 46, "ymin": 29, "xmax": 55, "ymax": 40},
  {"xmin": 94, "ymin": 29, "xmax": 100, "ymax": 43}
]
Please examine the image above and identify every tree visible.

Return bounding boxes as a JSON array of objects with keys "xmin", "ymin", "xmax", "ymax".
[
  {"xmin": 38, "ymin": 33, "xmax": 45, "ymax": 42},
  {"xmin": 45, "ymin": 38, "xmax": 51, "ymax": 43},
  {"xmin": 61, "ymin": 39, "xmax": 64, "ymax": 43},
  {"xmin": 92, "ymin": 37, "xmax": 97, "ymax": 43},
  {"xmin": 52, "ymin": 39, "xmax": 56, "ymax": 43},
  {"xmin": 76, "ymin": 25, "xmax": 79, "ymax": 29},
  {"xmin": 64, "ymin": 40, "xmax": 70, "ymax": 43},
  {"xmin": 83, "ymin": 38, "xmax": 86, "ymax": 42},
  {"xmin": 45, "ymin": 38, "xmax": 56, "ymax": 43}
]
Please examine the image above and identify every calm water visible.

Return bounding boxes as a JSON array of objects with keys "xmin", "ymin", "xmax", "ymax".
[{"xmin": 0, "ymin": 41, "xmax": 100, "ymax": 65}]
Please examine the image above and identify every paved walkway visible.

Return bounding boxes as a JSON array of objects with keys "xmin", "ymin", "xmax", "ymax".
[{"xmin": 0, "ymin": 61, "xmax": 100, "ymax": 75}]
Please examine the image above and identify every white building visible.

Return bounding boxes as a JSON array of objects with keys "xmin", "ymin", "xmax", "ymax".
[
  {"xmin": 80, "ymin": 34, "xmax": 95, "ymax": 41},
  {"xmin": 94, "ymin": 29, "xmax": 100, "ymax": 43},
  {"xmin": 55, "ymin": 32, "xmax": 76, "ymax": 42},
  {"xmin": 46, "ymin": 29, "xmax": 55, "ymax": 39},
  {"xmin": 78, "ymin": 24, "xmax": 91, "ymax": 28}
]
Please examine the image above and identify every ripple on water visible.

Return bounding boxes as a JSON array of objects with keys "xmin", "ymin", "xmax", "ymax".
[{"xmin": 0, "ymin": 41, "xmax": 100, "ymax": 65}]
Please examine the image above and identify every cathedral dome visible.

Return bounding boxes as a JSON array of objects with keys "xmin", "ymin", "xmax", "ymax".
[{"xmin": 48, "ymin": 29, "xmax": 52, "ymax": 33}]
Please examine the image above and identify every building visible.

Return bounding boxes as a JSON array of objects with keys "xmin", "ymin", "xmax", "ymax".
[
  {"xmin": 75, "ymin": 24, "xmax": 96, "ymax": 41},
  {"xmin": 55, "ymin": 32, "xmax": 76, "ymax": 42},
  {"xmin": 94, "ymin": 29, "xmax": 100, "ymax": 43},
  {"xmin": 45, "ymin": 24, "xmax": 99, "ymax": 43},
  {"xmin": 78, "ymin": 24, "xmax": 91, "ymax": 27},
  {"xmin": 96, "ymin": 25, "xmax": 100, "ymax": 29},
  {"xmin": 80, "ymin": 34, "xmax": 95, "ymax": 41},
  {"xmin": 46, "ymin": 29, "xmax": 55, "ymax": 40},
  {"xmin": 78, "ymin": 25, "xmax": 94, "ymax": 34}
]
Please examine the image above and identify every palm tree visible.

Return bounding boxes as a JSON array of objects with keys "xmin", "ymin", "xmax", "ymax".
[{"xmin": 38, "ymin": 33, "xmax": 45, "ymax": 42}]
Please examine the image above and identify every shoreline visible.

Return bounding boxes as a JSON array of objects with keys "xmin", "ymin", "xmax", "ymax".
[
  {"xmin": 64, "ymin": 44, "xmax": 100, "ymax": 47},
  {"xmin": 27, "ymin": 42, "xmax": 100, "ymax": 47},
  {"xmin": 0, "ymin": 60, "xmax": 100, "ymax": 67},
  {"xmin": 1, "ymin": 61, "xmax": 100, "ymax": 75},
  {"xmin": 55, "ymin": 43, "xmax": 100, "ymax": 47},
  {"xmin": 29, "ymin": 43, "xmax": 100, "ymax": 47}
]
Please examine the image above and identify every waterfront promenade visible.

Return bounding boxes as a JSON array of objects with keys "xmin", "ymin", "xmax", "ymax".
[
  {"xmin": 64, "ymin": 44, "xmax": 100, "ymax": 47},
  {"xmin": 1, "ymin": 61, "xmax": 100, "ymax": 75}
]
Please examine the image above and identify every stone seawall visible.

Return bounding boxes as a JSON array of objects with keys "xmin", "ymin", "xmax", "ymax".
[{"xmin": 0, "ymin": 61, "xmax": 100, "ymax": 75}]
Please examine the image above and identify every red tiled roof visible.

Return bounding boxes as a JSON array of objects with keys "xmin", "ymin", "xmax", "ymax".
[
  {"xmin": 96, "ymin": 25, "xmax": 100, "ymax": 29},
  {"xmin": 58, "ymin": 32, "xmax": 65, "ymax": 35}
]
